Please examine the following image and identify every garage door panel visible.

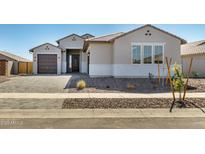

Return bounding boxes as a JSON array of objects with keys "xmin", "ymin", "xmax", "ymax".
[{"xmin": 37, "ymin": 54, "xmax": 57, "ymax": 74}]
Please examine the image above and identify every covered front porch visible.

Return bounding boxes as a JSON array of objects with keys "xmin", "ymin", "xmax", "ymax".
[
  {"xmin": 61, "ymin": 49, "xmax": 89, "ymax": 74},
  {"xmin": 56, "ymin": 33, "xmax": 90, "ymax": 74}
]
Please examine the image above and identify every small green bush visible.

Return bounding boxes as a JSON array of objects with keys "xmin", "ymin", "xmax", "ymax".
[
  {"xmin": 76, "ymin": 80, "xmax": 86, "ymax": 90},
  {"xmin": 192, "ymin": 71, "xmax": 199, "ymax": 78}
]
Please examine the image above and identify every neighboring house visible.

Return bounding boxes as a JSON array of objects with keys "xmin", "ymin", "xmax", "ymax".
[
  {"xmin": 181, "ymin": 40, "xmax": 205, "ymax": 77},
  {"xmin": 30, "ymin": 24, "xmax": 186, "ymax": 77},
  {"xmin": 0, "ymin": 50, "xmax": 31, "ymax": 75}
]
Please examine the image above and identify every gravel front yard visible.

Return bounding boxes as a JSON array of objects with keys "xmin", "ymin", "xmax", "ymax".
[
  {"xmin": 62, "ymin": 98, "xmax": 205, "ymax": 109},
  {"xmin": 66, "ymin": 75, "xmax": 170, "ymax": 93},
  {"xmin": 0, "ymin": 74, "xmax": 204, "ymax": 93},
  {"xmin": 187, "ymin": 78, "xmax": 205, "ymax": 92},
  {"xmin": 66, "ymin": 74, "xmax": 205, "ymax": 93}
]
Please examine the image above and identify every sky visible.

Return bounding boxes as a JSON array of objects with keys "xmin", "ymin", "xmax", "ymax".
[{"xmin": 0, "ymin": 24, "xmax": 205, "ymax": 60}]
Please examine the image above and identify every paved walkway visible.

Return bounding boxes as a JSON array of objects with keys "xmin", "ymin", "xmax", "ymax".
[
  {"xmin": 0, "ymin": 108, "xmax": 204, "ymax": 118},
  {"xmin": 0, "ymin": 92, "xmax": 205, "ymax": 99}
]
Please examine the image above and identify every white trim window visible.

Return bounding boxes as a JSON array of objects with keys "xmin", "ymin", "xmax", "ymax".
[
  {"xmin": 154, "ymin": 45, "xmax": 163, "ymax": 64},
  {"xmin": 132, "ymin": 45, "xmax": 141, "ymax": 64},
  {"xmin": 143, "ymin": 45, "xmax": 152, "ymax": 64},
  {"xmin": 131, "ymin": 43, "xmax": 164, "ymax": 64}
]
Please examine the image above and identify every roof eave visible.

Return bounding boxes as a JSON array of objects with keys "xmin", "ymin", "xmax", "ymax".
[
  {"xmin": 29, "ymin": 43, "xmax": 62, "ymax": 53},
  {"xmin": 86, "ymin": 40, "xmax": 112, "ymax": 43}
]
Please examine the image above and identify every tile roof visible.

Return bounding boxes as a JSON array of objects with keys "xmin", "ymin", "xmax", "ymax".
[
  {"xmin": 86, "ymin": 25, "xmax": 186, "ymax": 44},
  {"xmin": 0, "ymin": 50, "xmax": 31, "ymax": 62},
  {"xmin": 111, "ymin": 24, "xmax": 187, "ymax": 44},
  {"xmin": 86, "ymin": 32, "xmax": 124, "ymax": 42},
  {"xmin": 181, "ymin": 40, "xmax": 205, "ymax": 56}
]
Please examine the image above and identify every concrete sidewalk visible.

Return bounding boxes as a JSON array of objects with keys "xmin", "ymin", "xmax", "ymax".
[
  {"xmin": 0, "ymin": 108, "xmax": 204, "ymax": 118},
  {"xmin": 0, "ymin": 92, "xmax": 205, "ymax": 99}
]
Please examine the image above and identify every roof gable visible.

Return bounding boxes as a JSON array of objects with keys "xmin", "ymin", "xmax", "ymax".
[
  {"xmin": 81, "ymin": 34, "xmax": 94, "ymax": 39},
  {"xmin": 111, "ymin": 24, "xmax": 187, "ymax": 44},
  {"xmin": 56, "ymin": 34, "xmax": 84, "ymax": 43},
  {"xmin": 29, "ymin": 43, "xmax": 61, "ymax": 52}
]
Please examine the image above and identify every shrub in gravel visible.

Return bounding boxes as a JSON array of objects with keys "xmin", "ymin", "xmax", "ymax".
[
  {"xmin": 192, "ymin": 71, "xmax": 200, "ymax": 78},
  {"xmin": 127, "ymin": 83, "xmax": 136, "ymax": 90},
  {"xmin": 76, "ymin": 80, "xmax": 86, "ymax": 90}
]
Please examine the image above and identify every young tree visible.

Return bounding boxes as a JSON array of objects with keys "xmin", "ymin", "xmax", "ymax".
[{"xmin": 172, "ymin": 63, "xmax": 184, "ymax": 101}]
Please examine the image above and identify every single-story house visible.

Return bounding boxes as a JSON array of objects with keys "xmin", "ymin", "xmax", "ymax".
[
  {"xmin": 30, "ymin": 24, "xmax": 186, "ymax": 77},
  {"xmin": 181, "ymin": 40, "xmax": 205, "ymax": 77},
  {"xmin": 0, "ymin": 50, "xmax": 31, "ymax": 75}
]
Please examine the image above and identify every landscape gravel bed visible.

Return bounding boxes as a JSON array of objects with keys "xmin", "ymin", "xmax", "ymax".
[
  {"xmin": 187, "ymin": 78, "xmax": 205, "ymax": 92},
  {"xmin": 66, "ymin": 74, "xmax": 205, "ymax": 93},
  {"xmin": 66, "ymin": 75, "xmax": 170, "ymax": 93},
  {"xmin": 62, "ymin": 98, "xmax": 205, "ymax": 109}
]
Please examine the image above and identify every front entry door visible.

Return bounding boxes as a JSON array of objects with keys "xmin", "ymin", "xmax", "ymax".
[{"xmin": 72, "ymin": 55, "xmax": 80, "ymax": 72}]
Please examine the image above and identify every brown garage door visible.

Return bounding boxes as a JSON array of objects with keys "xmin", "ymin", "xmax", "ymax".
[
  {"xmin": 37, "ymin": 54, "xmax": 57, "ymax": 74},
  {"xmin": 0, "ymin": 60, "xmax": 6, "ymax": 75}
]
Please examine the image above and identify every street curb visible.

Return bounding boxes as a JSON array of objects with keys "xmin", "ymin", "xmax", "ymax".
[
  {"xmin": 0, "ymin": 92, "xmax": 205, "ymax": 99},
  {"xmin": 0, "ymin": 109, "xmax": 204, "ymax": 118}
]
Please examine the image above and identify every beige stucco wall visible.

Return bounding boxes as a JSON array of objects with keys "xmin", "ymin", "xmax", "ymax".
[
  {"xmin": 32, "ymin": 44, "xmax": 61, "ymax": 74},
  {"xmin": 87, "ymin": 26, "xmax": 182, "ymax": 77},
  {"xmin": 182, "ymin": 54, "xmax": 205, "ymax": 77},
  {"xmin": 89, "ymin": 42, "xmax": 113, "ymax": 64},
  {"xmin": 88, "ymin": 42, "xmax": 113, "ymax": 76},
  {"xmin": 113, "ymin": 26, "xmax": 181, "ymax": 64},
  {"xmin": 112, "ymin": 26, "xmax": 182, "ymax": 77},
  {"xmin": 81, "ymin": 51, "xmax": 88, "ymax": 73},
  {"xmin": 61, "ymin": 51, "xmax": 67, "ymax": 73},
  {"xmin": 58, "ymin": 35, "xmax": 84, "ymax": 50}
]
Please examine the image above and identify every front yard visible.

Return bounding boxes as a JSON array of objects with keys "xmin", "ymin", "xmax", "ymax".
[
  {"xmin": 0, "ymin": 74, "xmax": 204, "ymax": 110},
  {"xmin": 66, "ymin": 74, "xmax": 205, "ymax": 93},
  {"xmin": 0, "ymin": 74, "xmax": 205, "ymax": 93}
]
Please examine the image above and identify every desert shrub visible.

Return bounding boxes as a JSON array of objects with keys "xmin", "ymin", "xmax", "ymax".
[
  {"xmin": 127, "ymin": 83, "xmax": 136, "ymax": 90},
  {"xmin": 76, "ymin": 80, "xmax": 86, "ymax": 90},
  {"xmin": 192, "ymin": 71, "xmax": 199, "ymax": 78}
]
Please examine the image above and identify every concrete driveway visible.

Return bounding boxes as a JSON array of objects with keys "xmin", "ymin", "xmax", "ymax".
[{"xmin": 0, "ymin": 75, "xmax": 72, "ymax": 93}]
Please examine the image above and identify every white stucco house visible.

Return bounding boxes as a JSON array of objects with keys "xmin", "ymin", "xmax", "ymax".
[{"xmin": 29, "ymin": 24, "xmax": 186, "ymax": 77}]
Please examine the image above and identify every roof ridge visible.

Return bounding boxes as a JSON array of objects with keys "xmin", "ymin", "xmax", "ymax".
[
  {"xmin": 87, "ymin": 32, "xmax": 124, "ymax": 41},
  {"xmin": 182, "ymin": 40, "xmax": 205, "ymax": 47}
]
